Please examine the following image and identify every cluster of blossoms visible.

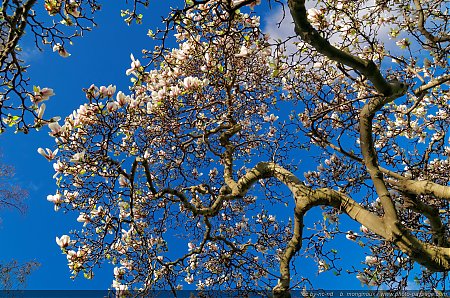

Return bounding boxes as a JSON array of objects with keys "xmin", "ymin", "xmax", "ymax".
[
  {"xmin": 30, "ymin": 86, "xmax": 55, "ymax": 104},
  {"xmin": 44, "ymin": 0, "xmax": 81, "ymax": 21},
  {"xmin": 54, "ymin": 234, "xmax": 92, "ymax": 278},
  {"xmin": 37, "ymin": 0, "xmax": 450, "ymax": 293},
  {"xmin": 0, "ymin": 0, "xmax": 102, "ymax": 133},
  {"xmin": 1, "ymin": 87, "xmax": 57, "ymax": 131},
  {"xmin": 39, "ymin": 1, "xmax": 292, "ymax": 292}
]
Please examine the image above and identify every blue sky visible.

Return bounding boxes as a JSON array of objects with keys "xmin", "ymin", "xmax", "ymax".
[{"xmin": 0, "ymin": 0, "xmax": 374, "ymax": 291}]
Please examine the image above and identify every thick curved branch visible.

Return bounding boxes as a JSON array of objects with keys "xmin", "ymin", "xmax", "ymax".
[
  {"xmin": 236, "ymin": 162, "xmax": 386, "ymax": 296},
  {"xmin": 237, "ymin": 162, "xmax": 386, "ymax": 235},
  {"xmin": 413, "ymin": 74, "xmax": 450, "ymax": 96},
  {"xmin": 219, "ymin": 123, "xmax": 242, "ymax": 192},
  {"xmin": 1, "ymin": 0, "xmax": 36, "ymax": 66},
  {"xmin": 413, "ymin": 0, "xmax": 450, "ymax": 44},
  {"xmin": 359, "ymin": 102, "xmax": 400, "ymax": 223},
  {"xmin": 386, "ymin": 178, "xmax": 450, "ymax": 202},
  {"xmin": 272, "ymin": 208, "xmax": 303, "ymax": 298},
  {"xmin": 237, "ymin": 162, "xmax": 450, "ymax": 295},
  {"xmin": 287, "ymin": 0, "xmax": 409, "ymax": 225},
  {"xmin": 287, "ymin": 0, "xmax": 401, "ymax": 97}
]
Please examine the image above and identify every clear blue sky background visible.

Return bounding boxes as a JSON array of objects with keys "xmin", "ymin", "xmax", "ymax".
[{"xmin": 0, "ymin": 0, "xmax": 372, "ymax": 291}]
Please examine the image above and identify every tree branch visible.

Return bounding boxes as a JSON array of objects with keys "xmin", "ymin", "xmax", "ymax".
[
  {"xmin": 386, "ymin": 178, "xmax": 450, "ymax": 202},
  {"xmin": 287, "ymin": 0, "xmax": 402, "ymax": 97},
  {"xmin": 238, "ymin": 162, "xmax": 450, "ymax": 294},
  {"xmin": 413, "ymin": 0, "xmax": 450, "ymax": 44},
  {"xmin": 413, "ymin": 74, "xmax": 450, "ymax": 96}
]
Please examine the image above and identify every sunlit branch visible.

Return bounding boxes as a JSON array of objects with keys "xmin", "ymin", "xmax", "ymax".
[
  {"xmin": 219, "ymin": 123, "xmax": 242, "ymax": 192},
  {"xmin": 413, "ymin": 74, "xmax": 450, "ymax": 96},
  {"xmin": 287, "ymin": 0, "xmax": 410, "ymax": 225},
  {"xmin": 287, "ymin": 0, "xmax": 399, "ymax": 96},
  {"xmin": 386, "ymin": 178, "xmax": 450, "ymax": 202}
]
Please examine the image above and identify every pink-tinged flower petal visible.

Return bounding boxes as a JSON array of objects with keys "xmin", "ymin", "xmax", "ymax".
[
  {"xmin": 70, "ymin": 150, "xmax": 85, "ymax": 163},
  {"xmin": 360, "ymin": 225, "xmax": 369, "ymax": 233},
  {"xmin": 126, "ymin": 54, "xmax": 141, "ymax": 76},
  {"xmin": 249, "ymin": 0, "xmax": 261, "ymax": 9},
  {"xmin": 99, "ymin": 85, "xmax": 116, "ymax": 98},
  {"xmin": 30, "ymin": 86, "xmax": 55, "ymax": 104},
  {"xmin": 48, "ymin": 121, "xmax": 61, "ymax": 136},
  {"xmin": 116, "ymin": 91, "xmax": 130, "ymax": 106},
  {"xmin": 38, "ymin": 147, "xmax": 58, "ymax": 161},
  {"xmin": 356, "ymin": 273, "xmax": 368, "ymax": 285},
  {"xmin": 345, "ymin": 231, "xmax": 358, "ymax": 241},
  {"xmin": 77, "ymin": 213, "xmax": 91, "ymax": 226},
  {"xmin": 307, "ymin": 8, "xmax": 323, "ymax": 27},
  {"xmin": 40, "ymin": 88, "xmax": 55, "ymax": 99},
  {"xmin": 47, "ymin": 193, "xmax": 61, "ymax": 203},
  {"xmin": 37, "ymin": 104, "xmax": 46, "ymax": 118},
  {"xmin": 56, "ymin": 234, "xmax": 71, "ymax": 248},
  {"xmin": 118, "ymin": 175, "xmax": 128, "ymax": 187},
  {"xmin": 365, "ymin": 256, "xmax": 378, "ymax": 265},
  {"xmin": 235, "ymin": 45, "xmax": 250, "ymax": 57},
  {"xmin": 53, "ymin": 43, "xmax": 71, "ymax": 58}
]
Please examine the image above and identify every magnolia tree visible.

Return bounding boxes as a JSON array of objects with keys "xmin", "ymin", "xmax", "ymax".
[{"xmin": 39, "ymin": 0, "xmax": 450, "ymax": 296}]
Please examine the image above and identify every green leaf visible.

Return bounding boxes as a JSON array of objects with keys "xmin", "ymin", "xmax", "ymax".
[{"xmin": 83, "ymin": 272, "xmax": 93, "ymax": 279}]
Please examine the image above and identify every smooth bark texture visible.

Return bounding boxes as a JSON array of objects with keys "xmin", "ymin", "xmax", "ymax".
[
  {"xmin": 413, "ymin": 0, "xmax": 450, "ymax": 44},
  {"xmin": 263, "ymin": 0, "xmax": 450, "ymax": 295},
  {"xmin": 239, "ymin": 163, "xmax": 450, "ymax": 296}
]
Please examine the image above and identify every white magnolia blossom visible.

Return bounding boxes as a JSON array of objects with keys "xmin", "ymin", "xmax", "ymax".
[
  {"xmin": 99, "ymin": 85, "xmax": 116, "ymax": 98},
  {"xmin": 48, "ymin": 122, "xmax": 61, "ymax": 136},
  {"xmin": 53, "ymin": 43, "xmax": 71, "ymax": 57},
  {"xmin": 56, "ymin": 235, "xmax": 71, "ymax": 248},
  {"xmin": 38, "ymin": 148, "xmax": 58, "ymax": 161},
  {"xmin": 346, "ymin": 231, "xmax": 358, "ymax": 241},
  {"xmin": 235, "ymin": 45, "xmax": 250, "ymax": 57},
  {"xmin": 307, "ymin": 8, "xmax": 324, "ymax": 27},
  {"xmin": 37, "ymin": 103, "xmax": 46, "ymax": 118},
  {"xmin": 77, "ymin": 213, "xmax": 91, "ymax": 226},
  {"xmin": 356, "ymin": 273, "xmax": 377, "ymax": 286},
  {"xmin": 126, "ymin": 54, "xmax": 141, "ymax": 76},
  {"xmin": 70, "ymin": 150, "xmax": 85, "ymax": 163},
  {"xmin": 365, "ymin": 256, "xmax": 379, "ymax": 265},
  {"xmin": 31, "ymin": 87, "xmax": 55, "ymax": 104}
]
